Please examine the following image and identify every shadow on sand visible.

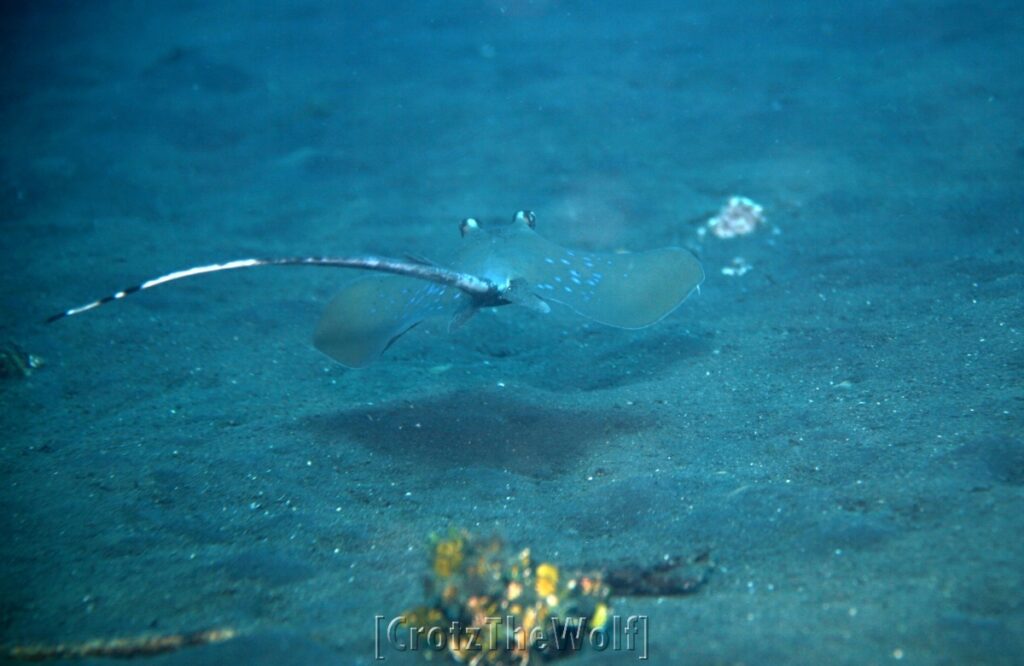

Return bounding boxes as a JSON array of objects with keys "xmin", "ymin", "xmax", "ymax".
[{"xmin": 304, "ymin": 389, "xmax": 653, "ymax": 479}]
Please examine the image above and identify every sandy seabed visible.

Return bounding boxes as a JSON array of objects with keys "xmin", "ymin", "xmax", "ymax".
[{"xmin": 1, "ymin": 2, "xmax": 1021, "ymax": 664}]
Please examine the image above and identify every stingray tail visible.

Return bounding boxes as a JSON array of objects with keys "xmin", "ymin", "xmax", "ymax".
[{"xmin": 46, "ymin": 256, "xmax": 498, "ymax": 324}]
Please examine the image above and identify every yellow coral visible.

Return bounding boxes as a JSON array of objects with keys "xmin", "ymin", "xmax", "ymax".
[
  {"xmin": 408, "ymin": 531, "xmax": 611, "ymax": 665},
  {"xmin": 433, "ymin": 535, "xmax": 464, "ymax": 579},
  {"xmin": 535, "ymin": 563, "xmax": 559, "ymax": 598}
]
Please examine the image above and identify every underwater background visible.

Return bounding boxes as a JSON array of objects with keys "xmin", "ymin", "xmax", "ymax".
[{"xmin": 1, "ymin": 1, "xmax": 1022, "ymax": 664}]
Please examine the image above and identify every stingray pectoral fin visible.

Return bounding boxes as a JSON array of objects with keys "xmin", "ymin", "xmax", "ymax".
[
  {"xmin": 503, "ymin": 279, "xmax": 552, "ymax": 314},
  {"xmin": 542, "ymin": 247, "xmax": 704, "ymax": 329},
  {"xmin": 447, "ymin": 302, "xmax": 479, "ymax": 333},
  {"xmin": 313, "ymin": 275, "xmax": 461, "ymax": 367}
]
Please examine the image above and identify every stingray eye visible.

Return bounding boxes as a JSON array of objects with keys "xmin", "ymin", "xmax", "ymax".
[
  {"xmin": 514, "ymin": 210, "xmax": 536, "ymax": 229},
  {"xmin": 459, "ymin": 217, "xmax": 480, "ymax": 237}
]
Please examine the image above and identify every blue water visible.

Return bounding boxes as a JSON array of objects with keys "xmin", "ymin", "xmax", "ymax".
[{"xmin": 1, "ymin": 1, "xmax": 1022, "ymax": 664}]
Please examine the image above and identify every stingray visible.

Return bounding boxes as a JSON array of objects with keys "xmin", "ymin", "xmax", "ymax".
[{"xmin": 48, "ymin": 211, "xmax": 704, "ymax": 367}]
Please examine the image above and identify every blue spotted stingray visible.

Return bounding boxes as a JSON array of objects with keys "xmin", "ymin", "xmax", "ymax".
[{"xmin": 49, "ymin": 211, "xmax": 704, "ymax": 367}]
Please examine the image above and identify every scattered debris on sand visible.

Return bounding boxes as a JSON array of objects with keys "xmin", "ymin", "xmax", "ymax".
[
  {"xmin": 0, "ymin": 341, "xmax": 43, "ymax": 380},
  {"xmin": 700, "ymin": 196, "xmax": 766, "ymax": 239}
]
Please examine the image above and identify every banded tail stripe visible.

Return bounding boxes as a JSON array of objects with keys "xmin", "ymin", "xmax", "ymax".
[{"xmin": 46, "ymin": 256, "xmax": 498, "ymax": 324}]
